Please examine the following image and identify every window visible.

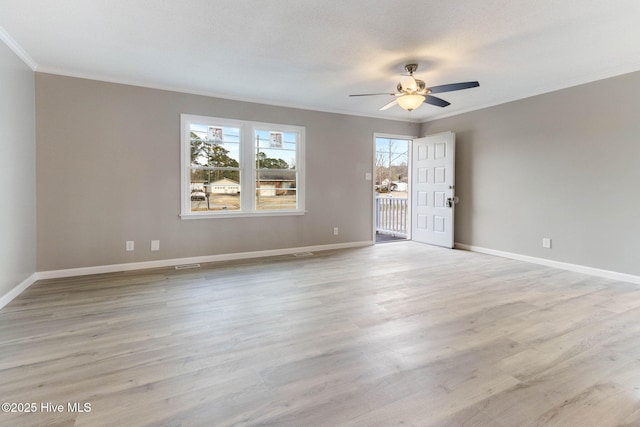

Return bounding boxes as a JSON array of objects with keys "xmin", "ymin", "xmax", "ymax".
[{"xmin": 181, "ymin": 114, "xmax": 305, "ymax": 218}]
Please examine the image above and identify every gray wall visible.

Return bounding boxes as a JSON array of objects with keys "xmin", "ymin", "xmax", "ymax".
[
  {"xmin": 423, "ymin": 70, "xmax": 640, "ymax": 276},
  {"xmin": 36, "ymin": 73, "xmax": 419, "ymax": 271},
  {"xmin": 0, "ymin": 42, "xmax": 36, "ymax": 294},
  {"xmin": 34, "ymin": 70, "xmax": 640, "ymax": 276}
]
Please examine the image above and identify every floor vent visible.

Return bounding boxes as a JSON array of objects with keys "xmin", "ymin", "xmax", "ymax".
[
  {"xmin": 293, "ymin": 252, "xmax": 314, "ymax": 257},
  {"xmin": 175, "ymin": 263, "xmax": 201, "ymax": 270}
]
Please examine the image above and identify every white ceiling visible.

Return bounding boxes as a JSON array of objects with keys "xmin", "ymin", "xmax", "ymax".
[{"xmin": 2, "ymin": 0, "xmax": 640, "ymax": 122}]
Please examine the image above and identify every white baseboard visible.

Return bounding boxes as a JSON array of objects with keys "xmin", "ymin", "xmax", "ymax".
[
  {"xmin": 0, "ymin": 241, "xmax": 373, "ymax": 309},
  {"xmin": 455, "ymin": 242, "xmax": 640, "ymax": 285},
  {"xmin": 37, "ymin": 241, "xmax": 374, "ymax": 280},
  {"xmin": 0, "ymin": 273, "xmax": 39, "ymax": 310},
  {"xmin": 10, "ymin": 240, "xmax": 635, "ymax": 311}
]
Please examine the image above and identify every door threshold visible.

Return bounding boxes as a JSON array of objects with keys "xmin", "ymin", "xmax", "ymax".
[{"xmin": 375, "ymin": 234, "xmax": 409, "ymax": 244}]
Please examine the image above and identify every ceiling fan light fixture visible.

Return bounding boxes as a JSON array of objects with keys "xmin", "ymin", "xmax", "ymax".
[
  {"xmin": 349, "ymin": 63, "xmax": 478, "ymax": 113},
  {"xmin": 397, "ymin": 94, "xmax": 425, "ymax": 111}
]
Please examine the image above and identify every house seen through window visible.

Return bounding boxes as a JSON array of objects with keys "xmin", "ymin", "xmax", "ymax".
[{"xmin": 181, "ymin": 114, "xmax": 305, "ymax": 218}]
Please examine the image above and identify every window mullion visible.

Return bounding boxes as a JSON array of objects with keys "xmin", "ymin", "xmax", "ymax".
[{"xmin": 241, "ymin": 124, "xmax": 255, "ymax": 212}]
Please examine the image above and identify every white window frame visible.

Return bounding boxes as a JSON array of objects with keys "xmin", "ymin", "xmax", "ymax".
[{"xmin": 180, "ymin": 114, "xmax": 306, "ymax": 219}]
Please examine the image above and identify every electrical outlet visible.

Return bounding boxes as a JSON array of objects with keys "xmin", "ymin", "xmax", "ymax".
[
  {"xmin": 542, "ymin": 238, "xmax": 552, "ymax": 249},
  {"xmin": 151, "ymin": 240, "xmax": 160, "ymax": 251},
  {"xmin": 125, "ymin": 241, "xmax": 134, "ymax": 251},
  {"xmin": 333, "ymin": 227, "xmax": 339, "ymax": 236}
]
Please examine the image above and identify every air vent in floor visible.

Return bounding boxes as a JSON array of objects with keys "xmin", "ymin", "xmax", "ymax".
[
  {"xmin": 175, "ymin": 264, "xmax": 201, "ymax": 270},
  {"xmin": 293, "ymin": 252, "xmax": 314, "ymax": 257}
]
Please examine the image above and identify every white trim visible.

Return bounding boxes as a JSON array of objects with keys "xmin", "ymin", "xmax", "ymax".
[
  {"xmin": 373, "ymin": 133, "xmax": 415, "ymax": 242},
  {"xmin": 0, "ymin": 273, "xmax": 38, "ymax": 310},
  {"xmin": 421, "ymin": 63, "xmax": 640, "ymax": 124},
  {"xmin": 181, "ymin": 114, "xmax": 305, "ymax": 218},
  {"xmin": 455, "ymin": 243, "xmax": 640, "ymax": 285},
  {"xmin": 0, "ymin": 26, "xmax": 38, "ymax": 70},
  {"xmin": 373, "ymin": 132, "xmax": 418, "ymax": 141},
  {"xmin": 35, "ymin": 61, "xmax": 640, "ymax": 126},
  {"xmin": 41, "ymin": 58, "xmax": 640, "ymax": 125},
  {"xmin": 180, "ymin": 210, "xmax": 306, "ymax": 220},
  {"xmin": 37, "ymin": 241, "xmax": 374, "ymax": 280},
  {"xmin": 37, "ymin": 67, "xmax": 423, "ymax": 123},
  {"xmin": 6, "ymin": 241, "xmax": 638, "ymax": 310}
]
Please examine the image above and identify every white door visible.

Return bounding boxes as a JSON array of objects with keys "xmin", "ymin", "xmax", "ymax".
[{"xmin": 411, "ymin": 132, "xmax": 456, "ymax": 248}]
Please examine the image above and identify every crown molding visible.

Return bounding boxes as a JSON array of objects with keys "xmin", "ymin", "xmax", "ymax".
[{"xmin": 0, "ymin": 26, "xmax": 37, "ymax": 71}]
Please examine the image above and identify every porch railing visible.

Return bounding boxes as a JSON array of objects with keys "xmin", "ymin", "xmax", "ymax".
[{"xmin": 375, "ymin": 195, "xmax": 408, "ymax": 237}]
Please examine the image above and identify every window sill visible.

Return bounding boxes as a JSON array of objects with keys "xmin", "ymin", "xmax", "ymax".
[{"xmin": 180, "ymin": 210, "xmax": 307, "ymax": 220}]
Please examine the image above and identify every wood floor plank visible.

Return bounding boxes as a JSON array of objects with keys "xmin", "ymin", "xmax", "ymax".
[{"xmin": 1, "ymin": 241, "xmax": 640, "ymax": 426}]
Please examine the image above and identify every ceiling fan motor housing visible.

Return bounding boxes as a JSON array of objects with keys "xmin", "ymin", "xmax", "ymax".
[
  {"xmin": 405, "ymin": 64, "xmax": 418, "ymax": 74},
  {"xmin": 397, "ymin": 79, "xmax": 427, "ymax": 94}
]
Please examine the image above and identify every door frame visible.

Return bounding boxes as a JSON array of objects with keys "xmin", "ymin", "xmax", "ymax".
[{"xmin": 372, "ymin": 133, "xmax": 416, "ymax": 243}]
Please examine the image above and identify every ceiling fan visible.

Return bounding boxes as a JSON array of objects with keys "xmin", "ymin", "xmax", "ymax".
[{"xmin": 349, "ymin": 64, "xmax": 479, "ymax": 112}]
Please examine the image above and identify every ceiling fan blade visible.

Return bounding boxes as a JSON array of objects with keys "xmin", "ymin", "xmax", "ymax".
[
  {"xmin": 349, "ymin": 93, "xmax": 396, "ymax": 97},
  {"xmin": 428, "ymin": 81, "xmax": 479, "ymax": 94},
  {"xmin": 424, "ymin": 95, "xmax": 451, "ymax": 107},
  {"xmin": 380, "ymin": 100, "xmax": 398, "ymax": 111}
]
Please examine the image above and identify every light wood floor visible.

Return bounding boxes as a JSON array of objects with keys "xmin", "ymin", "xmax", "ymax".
[{"xmin": 1, "ymin": 242, "xmax": 640, "ymax": 426}]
